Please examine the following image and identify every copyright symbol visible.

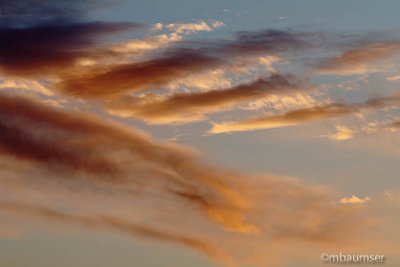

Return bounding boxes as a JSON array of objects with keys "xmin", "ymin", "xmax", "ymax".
[{"xmin": 321, "ymin": 253, "xmax": 329, "ymax": 262}]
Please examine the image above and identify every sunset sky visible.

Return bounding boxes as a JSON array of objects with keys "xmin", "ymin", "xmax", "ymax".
[{"xmin": 1, "ymin": 1, "xmax": 400, "ymax": 266}]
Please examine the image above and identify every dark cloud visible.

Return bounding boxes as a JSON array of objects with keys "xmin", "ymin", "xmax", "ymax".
[
  {"xmin": 0, "ymin": 0, "xmax": 141, "ymax": 77},
  {"xmin": 217, "ymin": 29, "xmax": 315, "ymax": 55},
  {"xmin": 0, "ymin": 21, "xmax": 140, "ymax": 77},
  {"xmin": 0, "ymin": 0, "xmax": 116, "ymax": 26},
  {"xmin": 180, "ymin": 29, "xmax": 320, "ymax": 56}
]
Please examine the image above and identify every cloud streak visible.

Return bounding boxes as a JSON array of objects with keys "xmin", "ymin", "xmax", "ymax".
[
  {"xmin": 56, "ymin": 50, "xmax": 221, "ymax": 98},
  {"xmin": 105, "ymin": 74, "xmax": 308, "ymax": 123},
  {"xmin": 316, "ymin": 41, "xmax": 400, "ymax": 75},
  {"xmin": 0, "ymin": 200, "xmax": 222, "ymax": 259},
  {"xmin": 209, "ymin": 95, "xmax": 400, "ymax": 134},
  {"xmin": 164, "ymin": 20, "xmax": 225, "ymax": 34},
  {"xmin": 321, "ymin": 125, "xmax": 355, "ymax": 141},
  {"xmin": 339, "ymin": 195, "xmax": 371, "ymax": 204}
]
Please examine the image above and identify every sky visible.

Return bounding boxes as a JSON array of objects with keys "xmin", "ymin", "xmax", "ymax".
[{"xmin": 0, "ymin": 0, "xmax": 400, "ymax": 266}]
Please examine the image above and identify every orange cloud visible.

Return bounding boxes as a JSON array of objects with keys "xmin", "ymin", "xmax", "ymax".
[
  {"xmin": 0, "ymin": 93, "xmax": 373, "ymax": 266},
  {"xmin": 321, "ymin": 125, "xmax": 355, "ymax": 141},
  {"xmin": 391, "ymin": 121, "xmax": 400, "ymax": 128},
  {"xmin": 56, "ymin": 50, "xmax": 221, "ymax": 98},
  {"xmin": 316, "ymin": 42, "xmax": 400, "ymax": 75},
  {"xmin": 105, "ymin": 74, "xmax": 307, "ymax": 123},
  {"xmin": 339, "ymin": 195, "xmax": 371, "ymax": 204},
  {"xmin": 0, "ymin": 93, "xmax": 255, "ymax": 233},
  {"xmin": 209, "ymin": 95, "xmax": 400, "ymax": 134},
  {"xmin": 55, "ymin": 29, "xmax": 313, "ymax": 99}
]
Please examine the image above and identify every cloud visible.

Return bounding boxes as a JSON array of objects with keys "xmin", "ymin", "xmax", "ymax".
[
  {"xmin": 209, "ymin": 95, "xmax": 400, "ymax": 134},
  {"xmin": 0, "ymin": 201, "xmax": 222, "ymax": 259},
  {"xmin": 358, "ymin": 120, "xmax": 400, "ymax": 135},
  {"xmin": 56, "ymin": 50, "xmax": 222, "ymax": 98},
  {"xmin": 321, "ymin": 125, "xmax": 355, "ymax": 141},
  {"xmin": 386, "ymin": 75, "xmax": 400, "ymax": 81},
  {"xmin": 2, "ymin": 3, "xmax": 399, "ymax": 264},
  {"xmin": 0, "ymin": 21, "xmax": 140, "ymax": 77},
  {"xmin": 0, "ymin": 93, "xmax": 371, "ymax": 265},
  {"xmin": 165, "ymin": 20, "xmax": 224, "ymax": 34},
  {"xmin": 211, "ymin": 21, "xmax": 226, "ymax": 28},
  {"xmin": 0, "ymin": 93, "xmax": 266, "ymax": 233},
  {"xmin": 384, "ymin": 191, "xmax": 394, "ymax": 198},
  {"xmin": 216, "ymin": 29, "xmax": 312, "ymax": 56},
  {"xmin": 105, "ymin": 74, "xmax": 307, "ymax": 123},
  {"xmin": 240, "ymin": 92, "xmax": 323, "ymax": 112},
  {"xmin": 0, "ymin": 0, "xmax": 142, "ymax": 77},
  {"xmin": 316, "ymin": 42, "xmax": 400, "ymax": 75},
  {"xmin": 151, "ymin": 22, "xmax": 164, "ymax": 31},
  {"xmin": 55, "ymin": 29, "xmax": 313, "ymax": 99},
  {"xmin": 110, "ymin": 20, "xmax": 225, "ymax": 56},
  {"xmin": 108, "ymin": 33, "xmax": 182, "ymax": 54},
  {"xmin": 165, "ymin": 68, "xmax": 231, "ymax": 91},
  {"xmin": 339, "ymin": 195, "xmax": 371, "ymax": 204},
  {"xmin": 0, "ymin": 0, "xmax": 101, "ymax": 26},
  {"xmin": 0, "ymin": 77, "xmax": 53, "ymax": 96},
  {"xmin": 391, "ymin": 121, "xmax": 400, "ymax": 128}
]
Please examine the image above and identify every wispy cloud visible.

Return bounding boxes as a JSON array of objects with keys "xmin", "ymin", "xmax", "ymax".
[
  {"xmin": 56, "ymin": 50, "xmax": 221, "ymax": 98},
  {"xmin": 209, "ymin": 95, "xmax": 400, "ymax": 134},
  {"xmin": 110, "ymin": 20, "xmax": 225, "ymax": 55},
  {"xmin": 321, "ymin": 125, "xmax": 355, "ymax": 141},
  {"xmin": 315, "ymin": 42, "xmax": 400, "ymax": 75},
  {"xmin": 386, "ymin": 75, "xmax": 400, "ymax": 81},
  {"xmin": 339, "ymin": 195, "xmax": 371, "ymax": 204},
  {"xmin": 164, "ymin": 20, "xmax": 225, "ymax": 34},
  {"xmin": 0, "ymin": 201, "xmax": 223, "ymax": 259},
  {"xmin": 105, "ymin": 74, "xmax": 308, "ymax": 123}
]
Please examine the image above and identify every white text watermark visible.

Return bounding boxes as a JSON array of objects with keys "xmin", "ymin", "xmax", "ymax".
[{"xmin": 320, "ymin": 252, "xmax": 385, "ymax": 264}]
